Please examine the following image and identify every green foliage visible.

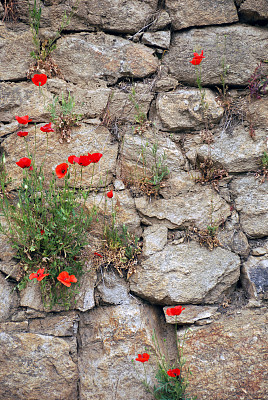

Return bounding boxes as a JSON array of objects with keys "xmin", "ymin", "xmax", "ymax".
[
  {"xmin": 261, "ymin": 151, "xmax": 268, "ymax": 168},
  {"xmin": 0, "ymin": 156, "xmax": 94, "ymax": 309},
  {"xmin": 104, "ymin": 216, "xmax": 140, "ymax": 262},
  {"xmin": 28, "ymin": 0, "xmax": 80, "ymax": 61},
  {"xmin": 47, "ymin": 92, "xmax": 81, "ymax": 141},
  {"xmin": 129, "ymin": 87, "xmax": 147, "ymax": 126},
  {"xmin": 136, "ymin": 329, "xmax": 197, "ymax": 400}
]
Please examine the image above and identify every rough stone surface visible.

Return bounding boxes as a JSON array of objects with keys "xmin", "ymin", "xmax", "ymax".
[
  {"xmin": 46, "ymin": 78, "xmax": 111, "ymax": 119},
  {"xmin": 0, "ymin": 272, "xmax": 18, "ymax": 321},
  {"xmin": 156, "ymin": 88, "xmax": 224, "ymax": 131},
  {"xmin": 53, "ymin": 32, "xmax": 159, "ymax": 85},
  {"xmin": 108, "ymin": 83, "xmax": 154, "ymax": 124},
  {"xmin": 142, "ymin": 224, "xmax": 168, "ymax": 257},
  {"xmin": 0, "ymin": 332, "xmax": 78, "ymax": 400},
  {"xmin": 135, "ymin": 186, "xmax": 231, "ymax": 230},
  {"xmin": 120, "ymin": 128, "xmax": 186, "ymax": 186},
  {"xmin": 163, "ymin": 25, "xmax": 268, "ymax": 86},
  {"xmin": 142, "ymin": 31, "xmax": 171, "ymax": 49},
  {"xmin": 0, "ymin": 25, "xmax": 33, "ymax": 81},
  {"xmin": 29, "ymin": 312, "xmax": 79, "ymax": 336},
  {"xmin": 230, "ymin": 176, "xmax": 268, "ymax": 238},
  {"xmin": 18, "ymin": 0, "xmax": 159, "ymax": 34},
  {"xmin": 130, "ymin": 241, "xmax": 240, "ymax": 305},
  {"xmin": 241, "ymin": 255, "xmax": 268, "ymax": 300},
  {"xmin": 164, "ymin": 305, "xmax": 218, "ymax": 325},
  {"xmin": 78, "ymin": 300, "xmax": 172, "ymax": 400},
  {"xmin": 183, "ymin": 308, "xmax": 268, "ymax": 400},
  {"xmin": 2, "ymin": 123, "xmax": 118, "ymax": 190},
  {"xmin": 166, "ymin": 0, "xmax": 238, "ymax": 30},
  {"xmin": 0, "ymin": 82, "xmax": 53, "ymax": 123},
  {"xmin": 95, "ymin": 270, "xmax": 131, "ymax": 305},
  {"xmin": 239, "ymin": 0, "xmax": 268, "ymax": 22},
  {"xmin": 184, "ymin": 125, "xmax": 267, "ymax": 173}
]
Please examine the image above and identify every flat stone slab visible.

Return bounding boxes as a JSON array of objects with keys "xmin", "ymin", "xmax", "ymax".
[
  {"xmin": 164, "ymin": 305, "xmax": 218, "ymax": 325},
  {"xmin": 183, "ymin": 308, "xmax": 268, "ymax": 400},
  {"xmin": 79, "ymin": 301, "xmax": 167, "ymax": 400},
  {"xmin": 184, "ymin": 125, "xmax": 267, "ymax": 173},
  {"xmin": 135, "ymin": 186, "xmax": 231, "ymax": 230},
  {"xmin": 0, "ymin": 332, "xmax": 78, "ymax": 400},
  {"xmin": 166, "ymin": 0, "xmax": 238, "ymax": 30},
  {"xmin": 163, "ymin": 25, "xmax": 268, "ymax": 86},
  {"xmin": 156, "ymin": 88, "xmax": 224, "ymax": 131},
  {"xmin": 130, "ymin": 241, "xmax": 240, "ymax": 304},
  {"xmin": 230, "ymin": 176, "xmax": 268, "ymax": 238},
  {"xmin": 0, "ymin": 25, "xmax": 33, "ymax": 81},
  {"xmin": 53, "ymin": 32, "xmax": 159, "ymax": 85}
]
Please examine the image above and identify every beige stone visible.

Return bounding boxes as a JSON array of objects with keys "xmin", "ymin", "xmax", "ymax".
[
  {"xmin": 18, "ymin": 0, "xmax": 159, "ymax": 34},
  {"xmin": 135, "ymin": 186, "xmax": 231, "ymax": 230},
  {"xmin": 142, "ymin": 31, "xmax": 171, "ymax": 49},
  {"xmin": 53, "ymin": 32, "xmax": 159, "ymax": 85},
  {"xmin": 163, "ymin": 25, "xmax": 268, "ymax": 86},
  {"xmin": 0, "ymin": 25, "xmax": 33, "ymax": 81},
  {"xmin": 184, "ymin": 125, "xmax": 267, "ymax": 173},
  {"xmin": 230, "ymin": 176, "xmax": 268, "ymax": 238},
  {"xmin": 29, "ymin": 312, "xmax": 79, "ymax": 336},
  {"xmin": 241, "ymin": 255, "xmax": 268, "ymax": 300},
  {"xmin": 164, "ymin": 305, "xmax": 218, "ymax": 325},
  {"xmin": 142, "ymin": 224, "xmax": 168, "ymax": 257},
  {"xmin": 130, "ymin": 241, "xmax": 240, "ymax": 304},
  {"xmin": 183, "ymin": 308, "xmax": 268, "ymax": 400},
  {"xmin": 156, "ymin": 88, "xmax": 224, "ymax": 131},
  {"xmin": 166, "ymin": 0, "xmax": 238, "ymax": 30},
  {"xmin": 79, "ymin": 300, "xmax": 173, "ymax": 400},
  {"xmin": 0, "ymin": 82, "xmax": 53, "ymax": 123},
  {"xmin": 0, "ymin": 332, "xmax": 78, "ymax": 400}
]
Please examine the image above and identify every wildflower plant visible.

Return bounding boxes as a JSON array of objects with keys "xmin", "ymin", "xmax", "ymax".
[
  {"xmin": 0, "ymin": 75, "xmax": 104, "ymax": 309},
  {"xmin": 28, "ymin": 0, "xmax": 80, "ymax": 62},
  {"xmin": 47, "ymin": 92, "xmax": 82, "ymax": 143},
  {"xmin": 134, "ymin": 306, "xmax": 197, "ymax": 400}
]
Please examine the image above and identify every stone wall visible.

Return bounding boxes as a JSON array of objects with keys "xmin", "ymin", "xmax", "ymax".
[{"xmin": 0, "ymin": 1, "xmax": 268, "ymax": 399}]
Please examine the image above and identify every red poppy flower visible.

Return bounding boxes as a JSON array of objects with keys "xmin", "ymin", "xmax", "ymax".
[
  {"xmin": 166, "ymin": 305, "xmax": 185, "ymax": 316},
  {"xmin": 190, "ymin": 50, "xmax": 205, "ymax": 66},
  {"xmin": 167, "ymin": 368, "xmax": 180, "ymax": 378},
  {"xmin": 32, "ymin": 73, "xmax": 47, "ymax": 86},
  {"xmin": 40, "ymin": 122, "xmax": 54, "ymax": 133},
  {"xmin": 135, "ymin": 353, "xmax": 150, "ymax": 363},
  {"xmin": 57, "ymin": 271, "xmax": 77, "ymax": 287},
  {"xmin": 15, "ymin": 115, "xmax": 32, "ymax": 124},
  {"xmin": 68, "ymin": 155, "xmax": 77, "ymax": 164},
  {"xmin": 55, "ymin": 163, "xmax": 68, "ymax": 178},
  {"xmin": 29, "ymin": 166, "xmax": 33, "ymax": 171},
  {"xmin": 94, "ymin": 252, "xmax": 103, "ymax": 258},
  {"xmin": 17, "ymin": 131, "xmax": 28, "ymax": 137},
  {"xmin": 40, "ymin": 229, "xmax": 45, "ymax": 235},
  {"xmin": 77, "ymin": 155, "xmax": 92, "ymax": 167},
  {"xmin": 88, "ymin": 153, "xmax": 103, "ymax": 163},
  {"xmin": 107, "ymin": 190, "xmax": 113, "ymax": 198},
  {"xmin": 16, "ymin": 157, "xmax": 32, "ymax": 169},
  {"xmin": 29, "ymin": 268, "xmax": 49, "ymax": 281}
]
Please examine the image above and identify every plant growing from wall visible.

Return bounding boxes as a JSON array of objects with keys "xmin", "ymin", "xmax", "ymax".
[
  {"xmin": 92, "ymin": 191, "xmax": 142, "ymax": 279},
  {"xmin": 27, "ymin": 0, "xmax": 80, "ymax": 77},
  {"xmin": 193, "ymin": 156, "xmax": 228, "ymax": 192},
  {"xmin": 134, "ymin": 306, "xmax": 197, "ymax": 400},
  {"xmin": 47, "ymin": 92, "xmax": 82, "ymax": 143},
  {"xmin": 255, "ymin": 151, "xmax": 268, "ymax": 183},
  {"xmin": 122, "ymin": 140, "xmax": 169, "ymax": 198}
]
